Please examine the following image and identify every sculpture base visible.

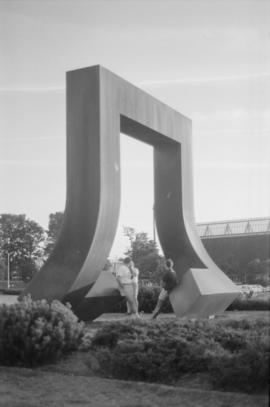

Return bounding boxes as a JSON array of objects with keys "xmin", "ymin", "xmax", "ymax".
[{"xmin": 170, "ymin": 268, "xmax": 239, "ymax": 318}]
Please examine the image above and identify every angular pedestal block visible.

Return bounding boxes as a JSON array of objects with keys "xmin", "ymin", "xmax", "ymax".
[
  {"xmin": 64, "ymin": 270, "xmax": 122, "ymax": 321},
  {"xmin": 170, "ymin": 268, "xmax": 238, "ymax": 318}
]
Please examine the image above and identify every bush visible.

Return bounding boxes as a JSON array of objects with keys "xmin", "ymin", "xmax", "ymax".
[
  {"xmin": 88, "ymin": 318, "xmax": 269, "ymax": 393},
  {"xmin": 209, "ymin": 344, "xmax": 269, "ymax": 393},
  {"xmin": 138, "ymin": 285, "xmax": 173, "ymax": 313},
  {"xmin": 0, "ymin": 296, "xmax": 85, "ymax": 367},
  {"xmin": 227, "ymin": 296, "xmax": 270, "ymax": 311},
  {"xmin": 90, "ymin": 320, "xmax": 214, "ymax": 382}
]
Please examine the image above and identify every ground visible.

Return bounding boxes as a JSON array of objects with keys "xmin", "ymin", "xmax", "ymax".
[
  {"xmin": 0, "ymin": 306, "xmax": 269, "ymax": 407},
  {"xmin": 0, "ymin": 366, "xmax": 268, "ymax": 407}
]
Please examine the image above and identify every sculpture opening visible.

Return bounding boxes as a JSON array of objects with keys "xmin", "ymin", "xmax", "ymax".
[{"xmin": 108, "ymin": 133, "xmax": 155, "ymax": 259}]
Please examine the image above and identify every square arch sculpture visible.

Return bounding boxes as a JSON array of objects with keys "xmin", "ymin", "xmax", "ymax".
[{"xmin": 22, "ymin": 65, "xmax": 239, "ymax": 320}]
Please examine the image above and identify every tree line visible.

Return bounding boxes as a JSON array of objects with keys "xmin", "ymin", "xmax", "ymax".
[
  {"xmin": 0, "ymin": 212, "xmax": 165, "ymax": 283},
  {"xmin": 0, "ymin": 212, "xmax": 269, "ymax": 286},
  {"xmin": 0, "ymin": 213, "xmax": 63, "ymax": 282}
]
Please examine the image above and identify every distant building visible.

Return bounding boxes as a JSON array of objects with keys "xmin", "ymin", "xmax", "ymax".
[{"xmin": 197, "ymin": 217, "xmax": 270, "ymax": 284}]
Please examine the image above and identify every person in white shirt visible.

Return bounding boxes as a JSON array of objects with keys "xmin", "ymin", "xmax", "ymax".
[
  {"xmin": 127, "ymin": 260, "xmax": 140, "ymax": 315},
  {"xmin": 116, "ymin": 257, "xmax": 138, "ymax": 316}
]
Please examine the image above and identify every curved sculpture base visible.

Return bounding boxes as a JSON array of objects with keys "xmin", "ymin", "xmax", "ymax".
[{"xmin": 63, "ymin": 270, "xmax": 122, "ymax": 321}]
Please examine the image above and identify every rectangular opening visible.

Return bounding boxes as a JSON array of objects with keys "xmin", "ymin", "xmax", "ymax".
[{"xmin": 109, "ymin": 133, "xmax": 158, "ymax": 259}]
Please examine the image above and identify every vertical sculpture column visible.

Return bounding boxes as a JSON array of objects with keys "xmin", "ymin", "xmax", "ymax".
[{"xmin": 21, "ymin": 65, "xmax": 239, "ymax": 320}]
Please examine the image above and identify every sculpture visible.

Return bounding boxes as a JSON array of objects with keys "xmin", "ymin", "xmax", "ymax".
[{"xmin": 21, "ymin": 65, "xmax": 239, "ymax": 320}]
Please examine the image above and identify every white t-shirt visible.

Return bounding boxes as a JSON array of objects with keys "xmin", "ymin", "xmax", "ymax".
[
  {"xmin": 116, "ymin": 264, "xmax": 133, "ymax": 284},
  {"xmin": 132, "ymin": 267, "xmax": 139, "ymax": 284}
]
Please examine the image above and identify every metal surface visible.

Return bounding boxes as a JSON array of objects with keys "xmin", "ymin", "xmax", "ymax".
[{"xmin": 21, "ymin": 65, "xmax": 239, "ymax": 320}]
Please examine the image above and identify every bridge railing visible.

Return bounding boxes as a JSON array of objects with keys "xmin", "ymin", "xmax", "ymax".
[{"xmin": 197, "ymin": 217, "xmax": 270, "ymax": 238}]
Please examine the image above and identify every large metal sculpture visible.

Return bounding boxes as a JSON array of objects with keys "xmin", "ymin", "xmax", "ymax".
[{"xmin": 22, "ymin": 65, "xmax": 239, "ymax": 320}]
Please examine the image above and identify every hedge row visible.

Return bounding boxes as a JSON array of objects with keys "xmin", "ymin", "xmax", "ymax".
[
  {"xmin": 112, "ymin": 286, "xmax": 270, "ymax": 313},
  {"xmin": 88, "ymin": 318, "xmax": 270, "ymax": 393},
  {"xmin": 0, "ymin": 296, "xmax": 85, "ymax": 366},
  {"xmin": 227, "ymin": 296, "xmax": 270, "ymax": 311}
]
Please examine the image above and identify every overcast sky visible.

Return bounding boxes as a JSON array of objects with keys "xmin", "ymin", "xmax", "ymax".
[{"xmin": 0, "ymin": 0, "xmax": 269, "ymax": 257}]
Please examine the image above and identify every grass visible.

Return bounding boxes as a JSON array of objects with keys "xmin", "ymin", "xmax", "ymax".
[{"xmin": 0, "ymin": 367, "xmax": 268, "ymax": 407}]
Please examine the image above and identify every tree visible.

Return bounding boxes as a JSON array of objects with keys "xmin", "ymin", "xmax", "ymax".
[
  {"xmin": 245, "ymin": 258, "xmax": 270, "ymax": 286},
  {"xmin": 219, "ymin": 255, "xmax": 241, "ymax": 283},
  {"xmin": 0, "ymin": 257, "xmax": 5, "ymax": 280},
  {"xmin": 0, "ymin": 214, "xmax": 45, "ymax": 282},
  {"xmin": 20, "ymin": 257, "xmax": 38, "ymax": 282},
  {"xmin": 123, "ymin": 226, "xmax": 163, "ymax": 282},
  {"xmin": 44, "ymin": 211, "xmax": 64, "ymax": 256}
]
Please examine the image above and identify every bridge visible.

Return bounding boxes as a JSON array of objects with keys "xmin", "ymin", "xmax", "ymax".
[
  {"xmin": 197, "ymin": 217, "xmax": 270, "ymax": 239},
  {"xmin": 196, "ymin": 217, "xmax": 270, "ymax": 281}
]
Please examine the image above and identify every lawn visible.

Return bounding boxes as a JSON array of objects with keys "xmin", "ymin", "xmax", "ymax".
[{"xmin": 0, "ymin": 310, "xmax": 269, "ymax": 407}]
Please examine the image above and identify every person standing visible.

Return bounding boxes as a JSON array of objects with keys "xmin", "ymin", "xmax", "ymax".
[
  {"xmin": 126, "ymin": 260, "xmax": 140, "ymax": 315},
  {"xmin": 116, "ymin": 257, "xmax": 138, "ymax": 317},
  {"xmin": 151, "ymin": 258, "xmax": 178, "ymax": 319}
]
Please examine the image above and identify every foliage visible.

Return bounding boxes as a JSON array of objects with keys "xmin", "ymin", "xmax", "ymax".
[
  {"xmin": 244, "ymin": 258, "xmax": 270, "ymax": 286},
  {"xmin": 209, "ymin": 344, "xmax": 269, "ymax": 393},
  {"xmin": 20, "ymin": 257, "xmax": 38, "ymax": 282},
  {"xmin": 0, "ymin": 296, "xmax": 85, "ymax": 367},
  {"xmin": 227, "ymin": 295, "xmax": 270, "ymax": 311},
  {"xmin": 0, "ymin": 214, "xmax": 45, "ymax": 282},
  {"xmin": 47, "ymin": 212, "xmax": 64, "ymax": 240},
  {"xmin": 44, "ymin": 211, "xmax": 64, "ymax": 256},
  {"xmin": 123, "ymin": 226, "xmax": 163, "ymax": 282},
  {"xmin": 90, "ymin": 320, "xmax": 211, "ymax": 383},
  {"xmin": 88, "ymin": 318, "xmax": 269, "ymax": 393},
  {"xmin": 137, "ymin": 285, "xmax": 172, "ymax": 313},
  {"xmin": 218, "ymin": 255, "xmax": 270, "ymax": 287},
  {"xmin": 0, "ymin": 258, "xmax": 5, "ymax": 280},
  {"xmin": 219, "ymin": 255, "xmax": 241, "ymax": 282}
]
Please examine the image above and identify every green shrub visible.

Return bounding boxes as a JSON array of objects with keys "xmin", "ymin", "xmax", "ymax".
[
  {"xmin": 209, "ymin": 344, "xmax": 269, "ymax": 393},
  {"xmin": 88, "ymin": 318, "xmax": 269, "ymax": 393},
  {"xmin": 219, "ymin": 317, "xmax": 269, "ymax": 330},
  {"xmin": 138, "ymin": 285, "xmax": 173, "ymax": 313},
  {"xmin": 90, "ymin": 320, "xmax": 220, "ymax": 382},
  {"xmin": 0, "ymin": 296, "xmax": 85, "ymax": 367},
  {"xmin": 227, "ymin": 296, "xmax": 270, "ymax": 311},
  {"xmin": 91, "ymin": 320, "xmax": 214, "ymax": 382}
]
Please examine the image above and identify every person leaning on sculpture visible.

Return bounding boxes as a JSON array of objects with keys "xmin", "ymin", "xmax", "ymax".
[
  {"xmin": 126, "ymin": 260, "xmax": 140, "ymax": 315},
  {"xmin": 151, "ymin": 258, "xmax": 178, "ymax": 319},
  {"xmin": 116, "ymin": 257, "xmax": 139, "ymax": 317}
]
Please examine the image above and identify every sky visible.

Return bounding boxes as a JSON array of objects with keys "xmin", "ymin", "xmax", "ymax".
[{"xmin": 0, "ymin": 0, "xmax": 270, "ymax": 257}]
